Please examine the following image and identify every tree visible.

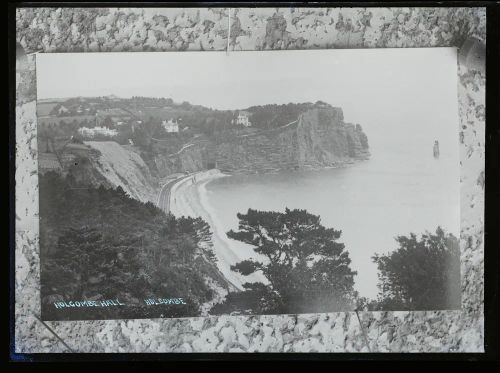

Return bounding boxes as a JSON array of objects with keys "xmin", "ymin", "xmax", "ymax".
[
  {"xmin": 246, "ymin": 102, "xmax": 314, "ymax": 129},
  {"xmin": 41, "ymin": 227, "xmax": 146, "ymax": 302},
  {"xmin": 103, "ymin": 116, "xmax": 114, "ymax": 128},
  {"xmin": 371, "ymin": 227, "xmax": 460, "ymax": 310},
  {"xmin": 38, "ymin": 126, "xmax": 53, "ymax": 152},
  {"xmin": 39, "ymin": 173, "xmax": 225, "ymax": 320},
  {"xmin": 211, "ymin": 208, "xmax": 357, "ymax": 315}
]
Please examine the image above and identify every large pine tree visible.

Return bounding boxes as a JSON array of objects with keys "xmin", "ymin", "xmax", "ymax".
[{"xmin": 211, "ymin": 208, "xmax": 357, "ymax": 315}]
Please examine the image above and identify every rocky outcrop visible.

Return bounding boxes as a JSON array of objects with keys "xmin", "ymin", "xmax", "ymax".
[
  {"xmin": 215, "ymin": 107, "xmax": 370, "ymax": 174},
  {"xmin": 83, "ymin": 141, "xmax": 159, "ymax": 203},
  {"xmin": 151, "ymin": 106, "xmax": 369, "ymax": 177},
  {"xmin": 154, "ymin": 140, "xmax": 214, "ymax": 177}
]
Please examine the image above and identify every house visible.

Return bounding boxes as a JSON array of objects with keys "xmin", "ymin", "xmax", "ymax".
[
  {"xmin": 162, "ymin": 119, "xmax": 179, "ymax": 133},
  {"xmin": 110, "ymin": 116, "xmax": 127, "ymax": 126},
  {"xmin": 236, "ymin": 111, "xmax": 251, "ymax": 127},
  {"xmin": 130, "ymin": 120, "xmax": 142, "ymax": 133},
  {"xmin": 57, "ymin": 105, "xmax": 70, "ymax": 115},
  {"xmin": 78, "ymin": 126, "xmax": 118, "ymax": 138}
]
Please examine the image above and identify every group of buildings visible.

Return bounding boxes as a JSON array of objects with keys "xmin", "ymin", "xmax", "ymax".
[
  {"xmin": 160, "ymin": 111, "xmax": 252, "ymax": 132},
  {"xmin": 93, "ymin": 110, "xmax": 252, "ymax": 134},
  {"xmin": 40, "ymin": 103, "xmax": 254, "ymax": 141},
  {"xmin": 94, "ymin": 108, "xmax": 181, "ymax": 133}
]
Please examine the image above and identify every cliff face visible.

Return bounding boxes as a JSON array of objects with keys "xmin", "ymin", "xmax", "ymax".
[
  {"xmin": 39, "ymin": 141, "xmax": 160, "ymax": 204},
  {"xmin": 151, "ymin": 107, "xmax": 369, "ymax": 176},
  {"xmin": 215, "ymin": 107, "xmax": 370, "ymax": 174},
  {"xmin": 297, "ymin": 107, "xmax": 369, "ymax": 168},
  {"xmin": 84, "ymin": 141, "xmax": 159, "ymax": 203},
  {"xmin": 154, "ymin": 141, "xmax": 214, "ymax": 177}
]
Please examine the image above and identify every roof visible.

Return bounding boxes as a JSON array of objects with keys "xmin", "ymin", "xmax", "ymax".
[{"xmin": 163, "ymin": 121, "xmax": 178, "ymax": 126}]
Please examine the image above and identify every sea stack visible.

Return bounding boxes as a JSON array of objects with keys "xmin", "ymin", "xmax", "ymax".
[{"xmin": 433, "ymin": 140, "xmax": 440, "ymax": 159}]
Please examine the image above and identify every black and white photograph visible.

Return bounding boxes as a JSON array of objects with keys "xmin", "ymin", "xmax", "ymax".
[{"xmin": 35, "ymin": 48, "xmax": 461, "ymax": 321}]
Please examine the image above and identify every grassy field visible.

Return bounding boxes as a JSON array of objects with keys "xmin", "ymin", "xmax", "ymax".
[
  {"xmin": 37, "ymin": 102, "xmax": 60, "ymax": 117},
  {"xmin": 38, "ymin": 115, "xmax": 96, "ymax": 127}
]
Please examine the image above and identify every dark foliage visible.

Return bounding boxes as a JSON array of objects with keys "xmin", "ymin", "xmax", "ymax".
[
  {"xmin": 39, "ymin": 172, "xmax": 220, "ymax": 320},
  {"xmin": 210, "ymin": 208, "xmax": 358, "ymax": 315},
  {"xmin": 246, "ymin": 102, "xmax": 315, "ymax": 129},
  {"xmin": 370, "ymin": 227, "xmax": 460, "ymax": 310}
]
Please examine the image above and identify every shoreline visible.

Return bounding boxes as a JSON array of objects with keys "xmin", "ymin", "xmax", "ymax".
[
  {"xmin": 164, "ymin": 161, "xmax": 370, "ymax": 295},
  {"xmin": 218, "ymin": 157, "xmax": 370, "ymax": 176},
  {"xmin": 168, "ymin": 169, "xmax": 267, "ymax": 292}
]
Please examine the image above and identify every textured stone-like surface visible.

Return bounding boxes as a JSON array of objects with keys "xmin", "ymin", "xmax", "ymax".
[
  {"xmin": 14, "ymin": 7, "xmax": 485, "ymax": 353},
  {"xmin": 229, "ymin": 7, "xmax": 485, "ymax": 50}
]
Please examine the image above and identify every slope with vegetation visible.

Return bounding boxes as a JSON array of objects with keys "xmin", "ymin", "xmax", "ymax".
[{"xmin": 39, "ymin": 172, "xmax": 229, "ymax": 320}]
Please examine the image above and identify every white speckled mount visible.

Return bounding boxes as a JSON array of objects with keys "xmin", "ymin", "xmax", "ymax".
[{"xmin": 14, "ymin": 7, "xmax": 485, "ymax": 353}]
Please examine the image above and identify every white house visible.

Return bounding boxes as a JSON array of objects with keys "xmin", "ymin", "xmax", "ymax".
[
  {"xmin": 78, "ymin": 126, "xmax": 118, "ymax": 138},
  {"xmin": 162, "ymin": 119, "xmax": 179, "ymax": 133},
  {"xmin": 236, "ymin": 111, "xmax": 251, "ymax": 127}
]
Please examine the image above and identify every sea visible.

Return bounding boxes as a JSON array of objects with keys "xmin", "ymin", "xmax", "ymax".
[{"xmin": 203, "ymin": 124, "xmax": 460, "ymax": 299}]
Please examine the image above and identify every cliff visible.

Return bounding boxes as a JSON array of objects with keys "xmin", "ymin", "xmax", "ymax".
[
  {"xmin": 215, "ymin": 107, "xmax": 370, "ymax": 174},
  {"xmin": 83, "ymin": 141, "xmax": 158, "ymax": 203},
  {"xmin": 38, "ymin": 141, "xmax": 159, "ymax": 204},
  {"xmin": 151, "ymin": 106, "xmax": 369, "ymax": 177},
  {"xmin": 154, "ymin": 140, "xmax": 215, "ymax": 177},
  {"xmin": 38, "ymin": 142, "xmax": 118, "ymax": 191},
  {"xmin": 38, "ymin": 106, "xmax": 369, "ymax": 198}
]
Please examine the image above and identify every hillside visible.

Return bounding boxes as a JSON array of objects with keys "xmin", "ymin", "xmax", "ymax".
[
  {"xmin": 37, "ymin": 98, "xmax": 370, "ymax": 200},
  {"xmin": 39, "ymin": 172, "xmax": 230, "ymax": 320},
  {"xmin": 37, "ymin": 98, "xmax": 371, "ymax": 320},
  {"xmin": 84, "ymin": 141, "xmax": 158, "ymax": 204}
]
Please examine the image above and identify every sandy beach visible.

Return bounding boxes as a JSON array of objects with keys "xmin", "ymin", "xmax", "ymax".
[{"xmin": 168, "ymin": 169, "xmax": 268, "ymax": 292}]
